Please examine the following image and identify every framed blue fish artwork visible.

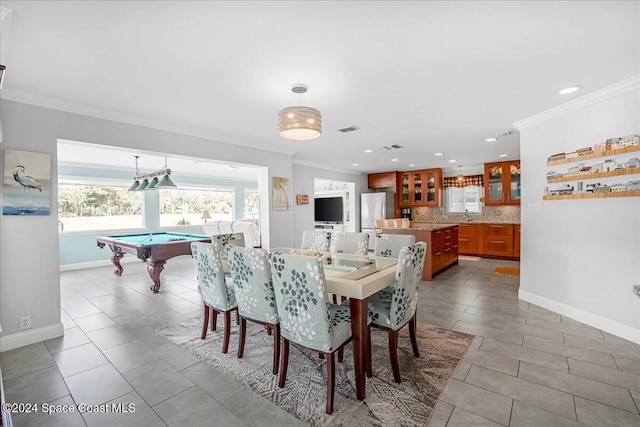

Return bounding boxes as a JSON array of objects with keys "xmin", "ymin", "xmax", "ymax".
[{"xmin": 3, "ymin": 148, "xmax": 51, "ymax": 215}]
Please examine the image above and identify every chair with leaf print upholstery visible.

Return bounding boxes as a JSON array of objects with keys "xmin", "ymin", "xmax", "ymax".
[
  {"xmin": 191, "ymin": 241, "xmax": 238, "ymax": 354},
  {"xmin": 211, "ymin": 233, "xmax": 245, "ymax": 257},
  {"xmin": 300, "ymin": 230, "xmax": 331, "ymax": 252},
  {"xmin": 368, "ymin": 242, "xmax": 426, "ymax": 383},
  {"xmin": 228, "ymin": 246, "xmax": 281, "ymax": 374},
  {"xmin": 373, "ymin": 233, "xmax": 415, "ymax": 258},
  {"xmin": 270, "ymin": 252, "xmax": 353, "ymax": 414},
  {"xmin": 333, "ymin": 232, "xmax": 369, "ymax": 255}
]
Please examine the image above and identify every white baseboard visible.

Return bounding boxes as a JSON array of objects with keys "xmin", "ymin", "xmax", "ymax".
[
  {"xmin": 60, "ymin": 257, "xmax": 140, "ymax": 272},
  {"xmin": 519, "ymin": 290, "xmax": 640, "ymax": 345},
  {"xmin": 0, "ymin": 322, "xmax": 64, "ymax": 352}
]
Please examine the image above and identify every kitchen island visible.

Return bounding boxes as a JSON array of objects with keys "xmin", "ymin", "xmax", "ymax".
[{"xmin": 380, "ymin": 223, "xmax": 458, "ymax": 280}]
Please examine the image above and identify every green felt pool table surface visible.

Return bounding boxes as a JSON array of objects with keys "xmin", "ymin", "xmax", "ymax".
[{"xmin": 103, "ymin": 232, "xmax": 210, "ymax": 244}]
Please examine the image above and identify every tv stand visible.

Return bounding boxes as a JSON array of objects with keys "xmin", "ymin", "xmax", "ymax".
[{"xmin": 314, "ymin": 223, "xmax": 343, "ymax": 232}]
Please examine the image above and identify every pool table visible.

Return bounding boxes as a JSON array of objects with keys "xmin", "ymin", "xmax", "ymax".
[{"xmin": 97, "ymin": 232, "xmax": 211, "ymax": 293}]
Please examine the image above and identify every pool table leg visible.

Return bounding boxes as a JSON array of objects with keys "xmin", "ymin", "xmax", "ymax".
[
  {"xmin": 147, "ymin": 261, "xmax": 166, "ymax": 293},
  {"xmin": 111, "ymin": 250, "xmax": 124, "ymax": 277}
]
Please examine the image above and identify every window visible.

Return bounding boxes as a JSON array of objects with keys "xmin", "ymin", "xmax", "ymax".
[
  {"xmin": 446, "ymin": 185, "xmax": 482, "ymax": 214},
  {"xmin": 159, "ymin": 188, "xmax": 234, "ymax": 227},
  {"xmin": 58, "ymin": 184, "xmax": 143, "ymax": 231},
  {"xmin": 243, "ymin": 188, "xmax": 260, "ymax": 219}
]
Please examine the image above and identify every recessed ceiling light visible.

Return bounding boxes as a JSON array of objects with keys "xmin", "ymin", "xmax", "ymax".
[
  {"xmin": 499, "ymin": 154, "xmax": 508, "ymax": 157},
  {"xmin": 409, "ymin": 164, "xmax": 415, "ymax": 167},
  {"xmin": 449, "ymin": 159, "xmax": 456, "ymax": 163},
  {"xmin": 364, "ymin": 149, "xmax": 373, "ymax": 153},
  {"xmin": 434, "ymin": 153, "xmax": 444, "ymax": 156},
  {"xmin": 391, "ymin": 158, "xmax": 399, "ymax": 162},
  {"xmin": 558, "ymin": 85, "xmax": 581, "ymax": 95},
  {"xmin": 485, "ymin": 138, "xmax": 497, "ymax": 142},
  {"xmin": 352, "ymin": 163, "xmax": 359, "ymax": 166}
]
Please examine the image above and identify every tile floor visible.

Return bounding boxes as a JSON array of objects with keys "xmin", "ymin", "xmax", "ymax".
[{"xmin": 1, "ymin": 256, "xmax": 639, "ymax": 426}]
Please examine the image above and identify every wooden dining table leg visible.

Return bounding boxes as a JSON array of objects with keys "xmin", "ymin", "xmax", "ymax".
[{"xmin": 350, "ymin": 297, "xmax": 368, "ymax": 400}]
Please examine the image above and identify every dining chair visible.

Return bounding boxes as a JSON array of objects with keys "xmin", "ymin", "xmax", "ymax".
[
  {"xmin": 373, "ymin": 233, "xmax": 415, "ymax": 258},
  {"xmin": 228, "ymin": 246, "xmax": 281, "ymax": 374},
  {"xmin": 270, "ymin": 252, "xmax": 353, "ymax": 414},
  {"xmin": 368, "ymin": 242, "xmax": 426, "ymax": 383},
  {"xmin": 211, "ymin": 232, "xmax": 246, "ymax": 256},
  {"xmin": 333, "ymin": 232, "xmax": 369, "ymax": 255},
  {"xmin": 301, "ymin": 230, "xmax": 331, "ymax": 251},
  {"xmin": 191, "ymin": 241, "xmax": 238, "ymax": 354}
]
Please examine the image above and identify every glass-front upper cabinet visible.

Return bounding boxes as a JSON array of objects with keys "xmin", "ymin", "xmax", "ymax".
[
  {"xmin": 398, "ymin": 169, "xmax": 442, "ymax": 207},
  {"xmin": 425, "ymin": 169, "xmax": 442, "ymax": 207},
  {"xmin": 484, "ymin": 161, "xmax": 521, "ymax": 205}
]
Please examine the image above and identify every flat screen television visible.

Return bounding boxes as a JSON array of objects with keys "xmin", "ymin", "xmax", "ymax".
[{"xmin": 314, "ymin": 197, "xmax": 344, "ymax": 223}]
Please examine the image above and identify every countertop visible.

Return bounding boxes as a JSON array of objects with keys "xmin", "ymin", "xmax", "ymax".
[
  {"xmin": 410, "ymin": 220, "xmax": 521, "ymax": 225},
  {"xmin": 381, "ymin": 223, "xmax": 458, "ymax": 231}
]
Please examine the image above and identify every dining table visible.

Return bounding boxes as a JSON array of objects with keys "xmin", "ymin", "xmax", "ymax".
[{"xmin": 277, "ymin": 249, "xmax": 399, "ymax": 400}]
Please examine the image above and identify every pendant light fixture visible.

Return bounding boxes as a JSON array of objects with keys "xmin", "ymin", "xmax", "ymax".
[
  {"xmin": 457, "ymin": 165, "xmax": 464, "ymax": 183},
  {"xmin": 277, "ymin": 84, "xmax": 322, "ymax": 140},
  {"xmin": 128, "ymin": 155, "xmax": 178, "ymax": 191}
]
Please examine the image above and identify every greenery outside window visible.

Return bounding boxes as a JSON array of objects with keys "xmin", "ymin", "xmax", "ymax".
[
  {"xmin": 58, "ymin": 184, "xmax": 143, "ymax": 232},
  {"xmin": 159, "ymin": 188, "xmax": 234, "ymax": 226}
]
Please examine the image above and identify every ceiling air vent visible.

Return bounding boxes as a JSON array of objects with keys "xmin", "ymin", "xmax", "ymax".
[
  {"xmin": 338, "ymin": 126, "xmax": 360, "ymax": 133},
  {"xmin": 382, "ymin": 144, "xmax": 403, "ymax": 150}
]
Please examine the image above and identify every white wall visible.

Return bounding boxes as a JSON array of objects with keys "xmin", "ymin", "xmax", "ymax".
[
  {"xmin": 517, "ymin": 78, "xmax": 640, "ymax": 344},
  {"xmin": 292, "ymin": 163, "xmax": 367, "ymax": 247},
  {"xmin": 0, "ymin": 100, "xmax": 295, "ymax": 350}
]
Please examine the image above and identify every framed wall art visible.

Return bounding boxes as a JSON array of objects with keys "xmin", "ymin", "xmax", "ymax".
[
  {"xmin": 3, "ymin": 148, "xmax": 51, "ymax": 215},
  {"xmin": 272, "ymin": 177, "xmax": 290, "ymax": 211}
]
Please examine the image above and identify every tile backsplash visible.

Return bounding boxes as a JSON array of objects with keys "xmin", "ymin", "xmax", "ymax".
[{"xmin": 412, "ymin": 206, "xmax": 521, "ymax": 224}]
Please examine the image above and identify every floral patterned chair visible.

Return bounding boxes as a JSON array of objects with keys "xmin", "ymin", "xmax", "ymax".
[
  {"xmin": 191, "ymin": 241, "xmax": 238, "ymax": 354},
  {"xmin": 333, "ymin": 232, "xmax": 369, "ymax": 255},
  {"xmin": 228, "ymin": 246, "xmax": 281, "ymax": 374},
  {"xmin": 270, "ymin": 252, "xmax": 353, "ymax": 414},
  {"xmin": 373, "ymin": 233, "xmax": 415, "ymax": 258},
  {"xmin": 300, "ymin": 230, "xmax": 331, "ymax": 252},
  {"xmin": 211, "ymin": 233, "xmax": 245, "ymax": 257},
  {"xmin": 368, "ymin": 242, "xmax": 426, "ymax": 383}
]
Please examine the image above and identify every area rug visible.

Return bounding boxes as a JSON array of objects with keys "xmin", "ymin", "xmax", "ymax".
[
  {"xmin": 494, "ymin": 266, "xmax": 520, "ymax": 276},
  {"xmin": 458, "ymin": 255, "xmax": 482, "ymax": 261},
  {"xmin": 157, "ymin": 317, "xmax": 474, "ymax": 426}
]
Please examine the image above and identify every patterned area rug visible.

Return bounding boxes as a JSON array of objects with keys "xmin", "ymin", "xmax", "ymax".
[
  {"xmin": 494, "ymin": 266, "xmax": 520, "ymax": 276},
  {"xmin": 157, "ymin": 317, "xmax": 474, "ymax": 426}
]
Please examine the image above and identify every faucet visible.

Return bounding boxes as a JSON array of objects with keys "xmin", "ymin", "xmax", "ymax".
[{"xmin": 464, "ymin": 209, "xmax": 471, "ymax": 222}]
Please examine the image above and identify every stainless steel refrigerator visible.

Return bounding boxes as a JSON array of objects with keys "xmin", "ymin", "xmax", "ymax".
[{"xmin": 361, "ymin": 192, "xmax": 396, "ymax": 250}]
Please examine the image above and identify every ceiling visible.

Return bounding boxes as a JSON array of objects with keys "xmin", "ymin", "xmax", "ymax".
[{"xmin": 1, "ymin": 1, "xmax": 639, "ymax": 175}]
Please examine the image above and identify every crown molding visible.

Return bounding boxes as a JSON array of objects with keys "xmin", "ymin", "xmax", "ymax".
[
  {"xmin": 514, "ymin": 74, "xmax": 640, "ymax": 131},
  {"xmin": 292, "ymin": 158, "xmax": 364, "ymax": 176},
  {"xmin": 0, "ymin": 88, "xmax": 297, "ymax": 156}
]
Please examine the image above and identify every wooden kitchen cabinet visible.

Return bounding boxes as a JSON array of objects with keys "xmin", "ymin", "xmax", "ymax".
[
  {"xmin": 380, "ymin": 225, "xmax": 457, "ymax": 280},
  {"xmin": 434, "ymin": 225, "xmax": 459, "ymax": 271},
  {"xmin": 458, "ymin": 223, "xmax": 483, "ymax": 255},
  {"xmin": 398, "ymin": 168, "xmax": 442, "ymax": 207},
  {"xmin": 368, "ymin": 171, "xmax": 397, "ymax": 189},
  {"xmin": 483, "ymin": 223, "xmax": 514, "ymax": 257},
  {"xmin": 513, "ymin": 224, "xmax": 521, "ymax": 259},
  {"xmin": 484, "ymin": 161, "xmax": 521, "ymax": 205},
  {"xmin": 458, "ymin": 222, "xmax": 520, "ymax": 259}
]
